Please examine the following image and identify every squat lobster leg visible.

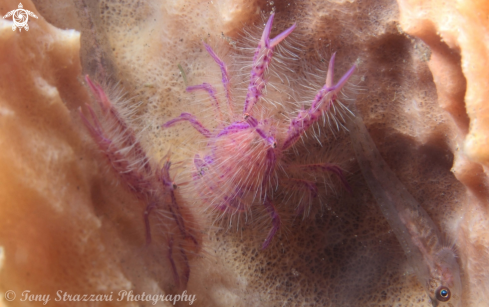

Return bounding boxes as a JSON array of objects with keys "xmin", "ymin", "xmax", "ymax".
[
  {"xmin": 186, "ymin": 83, "xmax": 223, "ymax": 121},
  {"xmin": 162, "ymin": 112, "xmax": 212, "ymax": 138},
  {"xmin": 203, "ymin": 42, "xmax": 233, "ymax": 118},
  {"xmin": 282, "ymin": 178, "xmax": 319, "ymax": 216},
  {"xmin": 158, "ymin": 157, "xmax": 199, "ymax": 246},
  {"xmin": 143, "ymin": 203, "xmax": 157, "ymax": 245},
  {"xmin": 296, "ymin": 163, "xmax": 351, "ymax": 192},
  {"xmin": 262, "ymin": 199, "xmax": 281, "ymax": 250}
]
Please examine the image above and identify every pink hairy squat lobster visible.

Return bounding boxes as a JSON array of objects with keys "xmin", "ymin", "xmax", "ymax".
[
  {"xmin": 163, "ymin": 13, "xmax": 356, "ymax": 249},
  {"xmin": 79, "ymin": 77, "xmax": 198, "ymax": 288}
]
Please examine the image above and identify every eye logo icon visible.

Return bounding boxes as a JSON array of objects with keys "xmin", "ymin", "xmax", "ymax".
[{"xmin": 3, "ymin": 3, "xmax": 38, "ymax": 32}]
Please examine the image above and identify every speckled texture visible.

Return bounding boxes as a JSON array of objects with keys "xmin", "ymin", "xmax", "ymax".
[{"xmin": 1, "ymin": 0, "xmax": 488, "ymax": 306}]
